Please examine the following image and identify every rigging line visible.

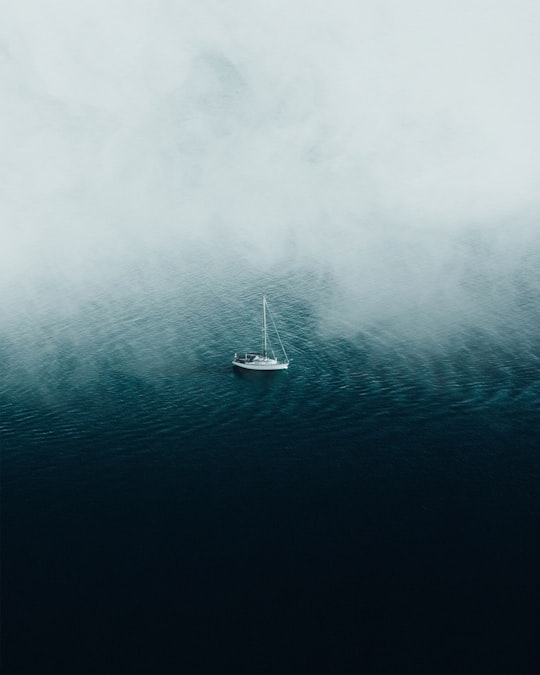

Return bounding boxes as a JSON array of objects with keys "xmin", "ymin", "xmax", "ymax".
[{"xmin": 267, "ymin": 301, "xmax": 289, "ymax": 363}]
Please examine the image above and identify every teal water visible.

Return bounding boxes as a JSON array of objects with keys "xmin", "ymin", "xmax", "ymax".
[{"xmin": 1, "ymin": 263, "xmax": 539, "ymax": 673}]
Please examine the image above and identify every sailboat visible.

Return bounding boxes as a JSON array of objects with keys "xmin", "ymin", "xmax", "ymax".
[{"xmin": 232, "ymin": 295, "xmax": 290, "ymax": 371}]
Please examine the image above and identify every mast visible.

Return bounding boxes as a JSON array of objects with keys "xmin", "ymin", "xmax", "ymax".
[{"xmin": 263, "ymin": 295, "xmax": 268, "ymax": 358}]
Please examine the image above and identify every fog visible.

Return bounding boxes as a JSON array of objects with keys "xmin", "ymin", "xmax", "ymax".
[{"xmin": 1, "ymin": 0, "xmax": 539, "ymax": 343}]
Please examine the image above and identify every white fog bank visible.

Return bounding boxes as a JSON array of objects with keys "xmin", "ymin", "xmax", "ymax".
[{"xmin": 1, "ymin": 0, "xmax": 539, "ymax": 336}]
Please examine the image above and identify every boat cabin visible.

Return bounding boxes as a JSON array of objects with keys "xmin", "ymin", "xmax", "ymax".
[{"xmin": 233, "ymin": 352, "xmax": 265, "ymax": 364}]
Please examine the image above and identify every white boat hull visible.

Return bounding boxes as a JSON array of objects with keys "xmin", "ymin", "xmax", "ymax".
[{"xmin": 232, "ymin": 359, "xmax": 288, "ymax": 371}]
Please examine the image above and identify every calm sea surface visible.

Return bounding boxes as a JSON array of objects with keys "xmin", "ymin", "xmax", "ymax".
[{"xmin": 1, "ymin": 261, "xmax": 539, "ymax": 673}]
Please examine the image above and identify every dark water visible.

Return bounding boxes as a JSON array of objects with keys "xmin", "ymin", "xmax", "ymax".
[{"xmin": 1, "ymin": 266, "xmax": 539, "ymax": 673}]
